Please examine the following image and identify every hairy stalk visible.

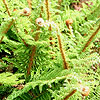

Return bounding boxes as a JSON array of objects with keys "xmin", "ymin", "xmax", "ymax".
[
  {"xmin": 27, "ymin": 46, "xmax": 36, "ymax": 75},
  {"xmin": 0, "ymin": 19, "xmax": 14, "ymax": 44},
  {"xmin": 57, "ymin": 34, "xmax": 69, "ymax": 69},
  {"xmin": 21, "ymin": 38, "xmax": 29, "ymax": 47},
  {"xmin": 49, "ymin": 25, "xmax": 54, "ymax": 45},
  {"xmin": 0, "ymin": 36, "xmax": 4, "ymax": 44},
  {"xmin": 27, "ymin": 0, "xmax": 32, "ymax": 9},
  {"xmin": 45, "ymin": 0, "xmax": 54, "ymax": 46},
  {"xmin": 45, "ymin": 0, "xmax": 50, "ymax": 20},
  {"xmin": 82, "ymin": 24, "xmax": 100, "ymax": 52},
  {"xmin": 27, "ymin": 28, "xmax": 40, "ymax": 76},
  {"xmin": 64, "ymin": 89, "xmax": 77, "ymax": 100},
  {"xmin": 2, "ymin": 0, "xmax": 11, "ymax": 16},
  {"xmin": 2, "ymin": 20, "xmax": 14, "ymax": 34}
]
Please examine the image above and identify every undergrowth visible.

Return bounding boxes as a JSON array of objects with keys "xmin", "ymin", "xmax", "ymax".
[{"xmin": 0, "ymin": 0, "xmax": 100, "ymax": 100}]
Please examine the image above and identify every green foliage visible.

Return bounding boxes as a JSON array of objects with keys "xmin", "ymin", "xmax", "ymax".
[
  {"xmin": 0, "ymin": 72, "xmax": 24, "ymax": 85},
  {"xmin": 0, "ymin": 0, "xmax": 100, "ymax": 100}
]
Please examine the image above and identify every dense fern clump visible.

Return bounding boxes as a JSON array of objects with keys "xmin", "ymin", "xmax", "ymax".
[{"xmin": 0, "ymin": 0, "xmax": 100, "ymax": 100}]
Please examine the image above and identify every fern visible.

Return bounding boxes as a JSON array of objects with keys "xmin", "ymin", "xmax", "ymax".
[
  {"xmin": 0, "ymin": 0, "xmax": 100, "ymax": 100},
  {"xmin": 0, "ymin": 72, "xmax": 24, "ymax": 86}
]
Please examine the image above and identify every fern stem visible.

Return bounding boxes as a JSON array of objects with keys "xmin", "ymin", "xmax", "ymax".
[
  {"xmin": 21, "ymin": 38, "xmax": 29, "ymax": 47},
  {"xmin": 2, "ymin": 20, "xmax": 14, "ymax": 34},
  {"xmin": 82, "ymin": 24, "xmax": 100, "ymax": 52},
  {"xmin": 0, "ymin": 36, "xmax": 4, "ymax": 44},
  {"xmin": 27, "ymin": 0, "xmax": 32, "ymax": 9},
  {"xmin": 2, "ymin": 0, "xmax": 11, "ymax": 16},
  {"xmin": 57, "ymin": 34, "xmax": 69, "ymax": 69},
  {"xmin": 49, "ymin": 25, "xmax": 54, "ymax": 45},
  {"xmin": 27, "ymin": 0, "xmax": 43, "ymax": 75},
  {"xmin": 45, "ymin": 0, "xmax": 50, "ymax": 20},
  {"xmin": 45, "ymin": 0, "xmax": 54, "ymax": 46},
  {"xmin": 64, "ymin": 89, "xmax": 77, "ymax": 100},
  {"xmin": 27, "ymin": 46, "xmax": 36, "ymax": 75},
  {"xmin": 27, "ymin": 28, "xmax": 40, "ymax": 76},
  {"xmin": 0, "ymin": 19, "xmax": 14, "ymax": 43}
]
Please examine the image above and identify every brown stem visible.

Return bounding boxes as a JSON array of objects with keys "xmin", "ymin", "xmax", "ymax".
[
  {"xmin": 27, "ymin": 1, "xmax": 44, "ymax": 75},
  {"xmin": 27, "ymin": 0, "xmax": 32, "ymax": 9},
  {"xmin": 29, "ymin": 1, "xmax": 51, "ymax": 75},
  {"xmin": 64, "ymin": 89, "xmax": 77, "ymax": 100},
  {"xmin": 45, "ymin": 0, "xmax": 50, "ymax": 20},
  {"xmin": 2, "ymin": 0, "xmax": 11, "ymax": 16},
  {"xmin": 27, "ymin": 46, "xmax": 36, "ymax": 75},
  {"xmin": 0, "ymin": 36, "xmax": 4, "ymax": 44},
  {"xmin": 49, "ymin": 25, "xmax": 54, "ymax": 45},
  {"xmin": 21, "ymin": 38, "xmax": 29, "ymax": 47},
  {"xmin": 57, "ymin": 34, "xmax": 69, "ymax": 69},
  {"xmin": 0, "ymin": 19, "xmax": 14, "ymax": 43},
  {"xmin": 27, "ymin": 28, "xmax": 40, "ymax": 76},
  {"xmin": 2, "ymin": 19, "xmax": 14, "ymax": 34},
  {"xmin": 45, "ymin": 0, "xmax": 54, "ymax": 46},
  {"xmin": 82, "ymin": 24, "xmax": 100, "ymax": 52},
  {"xmin": 24, "ymin": 29, "xmax": 28, "ymax": 34}
]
